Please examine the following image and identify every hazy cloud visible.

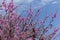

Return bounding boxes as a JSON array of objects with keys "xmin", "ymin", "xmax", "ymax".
[
  {"xmin": 6, "ymin": 0, "xmax": 34, "ymax": 3},
  {"xmin": 52, "ymin": 1, "xmax": 59, "ymax": 4},
  {"xmin": 40, "ymin": 0, "xmax": 54, "ymax": 6}
]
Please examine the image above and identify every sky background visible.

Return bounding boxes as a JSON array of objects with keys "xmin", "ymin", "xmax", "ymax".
[{"xmin": 0, "ymin": 0, "xmax": 60, "ymax": 40}]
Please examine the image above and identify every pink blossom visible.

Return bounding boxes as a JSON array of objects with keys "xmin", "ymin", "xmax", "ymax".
[
  {"xmin": 0, "ymin": 30, "xmax": 3, "ymax": 36},
  {"xmin": 0, "ymin": 0, "xmax": 59, "ymax": 40}
]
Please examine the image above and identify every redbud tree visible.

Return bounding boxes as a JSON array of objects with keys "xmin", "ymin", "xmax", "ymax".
[{"xmin": 0, "ymin": 0, "xmax": 59, "ymax": 40}]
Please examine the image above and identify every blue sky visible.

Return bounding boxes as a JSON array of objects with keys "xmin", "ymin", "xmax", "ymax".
[{"xmin": 0, "ymin": 0, "xmax": 60, "ymax": 40}]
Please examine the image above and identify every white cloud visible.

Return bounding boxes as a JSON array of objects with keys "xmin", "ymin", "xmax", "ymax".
[
  {"xmin": 5, "ymin": 0, "xmax": 33, "ymax": 4},
  {"xmin": 52, "ymin": 1, "xmax": 59, "ymax": 4},
  {"xmin": 40, "ymin": 0, "xmax": 54, "ymax": 6},
  {"xmin": 32, "ymin": 0, "xmax": 55, "ymax": 9}
]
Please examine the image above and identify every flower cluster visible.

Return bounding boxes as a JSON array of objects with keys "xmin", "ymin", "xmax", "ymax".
[{"xmin": 0, "ymin": 0, "xmax": 59, "ymax": 40}]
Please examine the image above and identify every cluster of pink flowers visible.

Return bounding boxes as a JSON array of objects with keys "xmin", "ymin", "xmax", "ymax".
[{"xmin": 0, "ymin": 0, "xmax": 59, "ymax": 40}]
